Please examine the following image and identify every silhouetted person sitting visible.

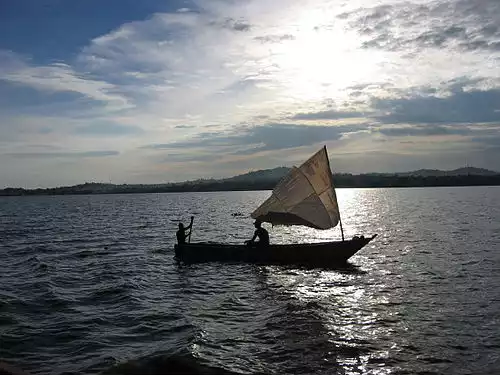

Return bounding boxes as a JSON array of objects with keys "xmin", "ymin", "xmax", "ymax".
[
  {"xmin": 245, "ymin": 220, "xmax": 269, "ymax": 247},
  {"xmin": 176, "ymin": 217, "xmax": 193, "ymax": 245}
]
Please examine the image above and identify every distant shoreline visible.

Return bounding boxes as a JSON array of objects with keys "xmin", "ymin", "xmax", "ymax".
[{"xmin": 2, "ymin": 174, "xmax": 500, "ymax": 196}]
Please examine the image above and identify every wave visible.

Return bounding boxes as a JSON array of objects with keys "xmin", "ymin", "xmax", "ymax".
[
  {"xmin": 101, "ymin": 351, "xmax": 250, "ymax": 375},
  {"xmin": 0, "ymin": 361, "xmax": 32, "ymax": 375}
]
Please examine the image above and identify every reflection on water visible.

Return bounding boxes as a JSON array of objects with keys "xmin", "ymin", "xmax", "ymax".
[
  {"xmin": 263, "ymin": 188, "xmax": 381, "ymax": 244},
  {"xmin": 175, "ymin": 258, "xmax": 397, "ymax": 374},
  {"xmin": 259, "ymin": 264, "xmax": 398, "ymax": 374}
]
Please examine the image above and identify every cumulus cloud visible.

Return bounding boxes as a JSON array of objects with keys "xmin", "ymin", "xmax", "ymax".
[{"xmin": 339, "ymin": 0, "xmax": 500, "ymax": 52}]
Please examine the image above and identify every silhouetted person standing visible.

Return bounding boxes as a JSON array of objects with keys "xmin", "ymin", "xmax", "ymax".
[{"xmin": 176, "ymin": 217, "xmax": 193, "ymax": 245}]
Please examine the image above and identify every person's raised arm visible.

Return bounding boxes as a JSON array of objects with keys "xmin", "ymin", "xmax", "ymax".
[{"xmin": 185, "ymin": 216, "xmax": 194, "ymax": 230}]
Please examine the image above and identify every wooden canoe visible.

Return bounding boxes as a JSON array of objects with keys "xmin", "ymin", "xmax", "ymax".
[{"xmin": 174, "ymin": 234, "xmax": 377, "ymax": 266}]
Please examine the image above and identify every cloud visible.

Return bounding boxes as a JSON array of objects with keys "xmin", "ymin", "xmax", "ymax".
[
  {"xmin": 372, "ymin": 87, "xmax": 500, "ymax": 124},
  {"xmin": 339, "ymin": 0, "xmax": 500, "ymax": 52},
  {"xmin": 291, "ymin": 110, "xmax": 367, "ymax": 120},
  {"xmin": 0, "ymin": 51, "xmax": 130, "ymax": 110},
  {"xmin": 74, "ymin": 123, "xmax": 143, "ymax": 136},
  {"xmin": 254, "ymin": 34, "xmax": 295, "ymax": 43},
  {"xmin": 73, "ymin": 9, "xmax": 280, "ymax": 126},
  {"xmin": 162, "ymin": 153, "xmax": 220, "ymax": 163},
  {"xmin": 288, "ymin": 77, "xmax": 500, "ymax": 126},
  {"xmin": 221, "ymin": 18, "xmax": 252, "ymax": 32},
  {"xmin": 5, "ymin": 150, "xmax": 119, "ymax": 159},
  {"xmin": 142, "ymin": 123, "xmax": 368, "ymax": 157},
  {"xmin": 375, "ymin": 125, "xmax": 468, "ymax": 137}
]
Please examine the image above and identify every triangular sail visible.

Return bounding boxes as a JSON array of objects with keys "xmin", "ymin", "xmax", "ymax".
[{"xmin": 251, "ymin": 146, "xmax": 340, "ymax": 230}]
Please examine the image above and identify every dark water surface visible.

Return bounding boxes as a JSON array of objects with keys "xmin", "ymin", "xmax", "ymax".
[{"xmin": 1, "ymin": 187, "xmax": 499, "ymax": 375}]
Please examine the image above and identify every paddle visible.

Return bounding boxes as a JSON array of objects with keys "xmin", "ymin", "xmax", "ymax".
[{"xmin": 188, "ymin": 216, "xmax": 194, "ymax": 243}]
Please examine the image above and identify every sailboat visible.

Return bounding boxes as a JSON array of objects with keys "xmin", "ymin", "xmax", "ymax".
[{"xmin": 174, "ymin": 146, "xmax": 377, "ymax": 266}]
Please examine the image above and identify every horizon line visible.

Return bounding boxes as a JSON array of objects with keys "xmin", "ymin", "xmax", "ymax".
[{"xmin": 2, "ymin": 165, "xmax": 499, "ymax": 191}]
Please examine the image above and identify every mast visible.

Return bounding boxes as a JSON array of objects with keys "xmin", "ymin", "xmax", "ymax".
[
  {"xmin": 339, "ymin": 216, "xmax": 345, "ymax": 242},
  {"xmin": 324, "ymin": 145, "xmax": 344, "ymax": 242}
]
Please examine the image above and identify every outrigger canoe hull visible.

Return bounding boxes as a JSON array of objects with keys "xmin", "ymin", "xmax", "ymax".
[{"xmin": 174, "ymin": 234, "xmax": 377, "ymax": 266}]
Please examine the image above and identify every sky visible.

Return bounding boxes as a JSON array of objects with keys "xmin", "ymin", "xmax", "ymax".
[{"xmin": 1, "ymin": 0, "xmax": 500, "ymax": 188}]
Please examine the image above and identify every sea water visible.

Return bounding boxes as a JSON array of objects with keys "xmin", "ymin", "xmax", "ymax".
[{"xmin": 1, "ymin": 187, "xmax": 499, "ymax": 374}]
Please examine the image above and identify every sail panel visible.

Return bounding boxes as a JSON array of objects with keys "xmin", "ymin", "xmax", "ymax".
[
  {"xmin": 272, "ymin": 167, "xmax": 312, "ymax": 209},
  {"xmin": 288, "ymin": 194, "xmax": 332, "ymax": 229},
  {"xmin": 251, "ymin": 146, "xmax": 340, "ymax": 230},
  {"xmin": 319, "ymin": 189, "xmax": 340, "ymax": 227}
]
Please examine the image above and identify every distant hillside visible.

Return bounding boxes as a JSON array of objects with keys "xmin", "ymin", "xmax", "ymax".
[
  {"xmin": 1, "ymin": 166, "xmax": 499, "ymax": 196},
  {"xmin": 228, "ymin": 166, "xmax": 500, "ymax": 179},
  {"xmin": 395, "ymin": 167, "xmax": 498, "ymax": 177},
  {"xmin": 222, "ymin": 167, "xmax": 290, "ymax": 183}
]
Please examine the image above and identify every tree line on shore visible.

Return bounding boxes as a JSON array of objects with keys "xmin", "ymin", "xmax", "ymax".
[{"xmin": 2, "ymin": 172, "xmax": 500, "ymax": 196}]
